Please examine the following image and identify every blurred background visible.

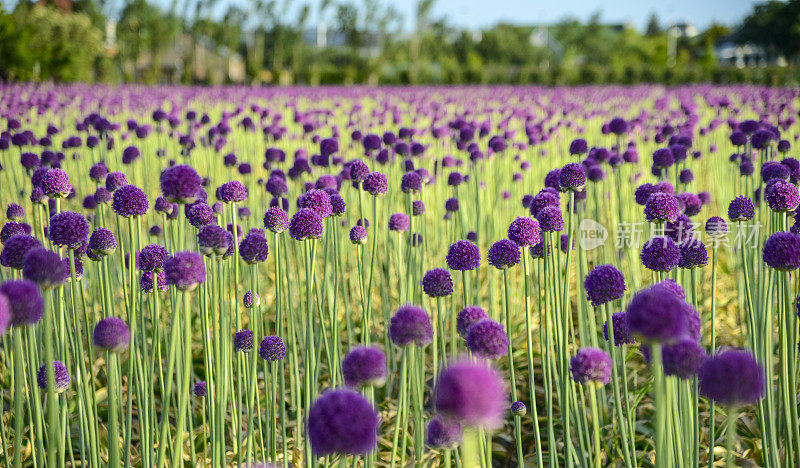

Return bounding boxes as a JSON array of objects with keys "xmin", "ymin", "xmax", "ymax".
[{"xmin": 0, "ymin": 0, "xmax": 798, "ymax": 85}]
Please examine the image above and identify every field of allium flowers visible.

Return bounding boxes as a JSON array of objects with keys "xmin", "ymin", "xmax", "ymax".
[{"xmin": 0, "ymin": 83, "xmax": 797, "ymax": 468}]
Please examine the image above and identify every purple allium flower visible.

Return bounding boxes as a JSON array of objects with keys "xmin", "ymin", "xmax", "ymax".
[
  {"xmin": 426, "ymin": 415, "xmax": 462, "ymax": 449},
  {"xmin": 634, "ymin": 183, "xmax": 657, "ymax": 205},
  {"xmin": 657, "ymin": 278, "xmax": 686, "ymax": 301},
  {"xmin": 289, "ymin": 208, "xmax": 324, "ymax": 241},
  {"xmin": 263, "ymin": 207, "xmax": 289, "ymax": 234},
  {"xmin": 258, "ymin": 336, "xmax": 286, "ymax": 361},
  {"xmin": 536, "ymin": 206, "xmax": 564, "ymax": 232},
  {"xmin": 388, "ymin": 213, "xmax": 410, "ymax": 232},
  {"xmin": 121, "ymin": 145, "xmax": 140, "ymax": 164},
  {"xmin": 448, "ymin": 172, "xmax": 464, "ymax": 187},
  {"xmin": 507, "ymin": 216, "xmax": 541, "ymax": 247},
  {"xmin": 652, "ymin": 148, "xmax": 675, "ymax": 168},
  {"xmin": 37, "ymin": 361, "xmax": 70, "ymax": 393},
  {"xmin": 678, "ymin": 241, "xmax": 708, "ymax": 269},
  {"xmin": 154, "ymin": 196, "xmax": 173, "ymax": 214},
  {"xmin": 487, "ymin": 239, "xmax": 520, "ymax": 269},
  {"xmin": 139, "ymin": 244, "xmax": 168, "ymax": 272},
  {"xmin": 22, "ymin": 248, "xmax": 66, "ymax": 288},
  {"xmin": 217, "ymin": 181, "xmax": 248, "ymax": 203},
  {"xmin": 197, "ymin": 225, "xmax": 230, "ymax": 257},
  {"xmin": 761, "ymin": 161, "xmax": 790, "ymax": 183},
  {"xmin": 1, "ymin": 222, "xmax": 28, "ymax": 244},
  {"xmin": 728, "ymin": 196, "xmax": 755, "ymax": 222},
  {"xmin": 705, "ymin": 216, "xmax": 728, "ymax": 238},
  {"xmin": 584, "ymin": 264, "xmax": 626, "ymax": 307},
  {"xmin": 0, "ymin": 235, "xmax": 41, "ymax": 269},
  {"xmin": 434, "ymin": 360, "xmax": 507, "ymax": 429},
  {"xmin": 320, "ymin": 137, "xmax": 339, "ymax": 157},
  {"xmin": 342, "ymin": 346, "xmax": 387, "ymax": 388},
  {"xmin": 751, "ymin": 129, "xmax": 773, "ymax": 150},
  {"xmin": 299, "ymin": 189, "xmax": 333, "ymax": 218},
  {"xmin": 659, "ymin": 338, "xmax": 706, "ymax": 379},
  {"xmin": 730, "ymin": 131, "xmax": 747, "ymax": 146},
  {"xmin": 93, "ymin": 317, "xmax": 130, "ymax": 352},
  {"xmin": 239, "ymin": 233, "xmax": 269, "ymax": 264},
  {"xmin": 677, "ymin": 192, "xmax": 702, "ymax": 217},
  {"xmin": 569, "ymin": 138, "xmax": 589, "ymax": 156},
  {"xmin": 401, "ymin": 172, "xmax": 422, "ymax": 193},
  {"xmin": 0, "ymin": 280, "xmax": 43, "ymax": 326},
  {"xmin": 609, "ymin": 117, "xmax": 628, "ymax": 135},
  {"xmin": 778, "ymin": 139, "xmax": 791, "ymax": 153},
  {"xmin": 603, "ymin": 311, "xmax": 636, "ymax": 346},
  {"xmin": 388, "ymin": 305, "xmax": 433, "ymax": 347},
  {"xmin": 765, "ymin": 179, "xmax": 799, "ymax": 212},
  {"xmin": 186, "ymin": 202, "xmax": 213, "ymax": 228},
  {"xmin": 62, "ymin": 256, "xmax": 83, "ymax": 281},
  {"xmin": 446, "ymin": 240, "xmax": 480, "ymax": 271},
  {"xmin": 679, "ymin": 169, "xmax": 694, "ymax": 185},
  {"xmin": 626, "ymin": 283, "xmax": 687, "ymax": 343},
  {"xmin": 105, "ymin": 171, "xmax": 128, "ymax": 192},
  {"xmin": 644, "ymin": 192, "xmax": 679, "ymax": 223},
  {"xmin": 164, "ymin": 251, "xmax": 207, "ymax": 292},
  {"xmin": 6, "ymin": 203, "xmax": 24, "ymax": 221},
  {"xmin": 265, "ymin": 175, "xmax": 288, "ymax": 197},
  {"xmin": 422, "ymin": 268, "xmax": 453, "ymax": 297},
  {"xmin": 544, "ymin": 169, "xmax": 561, "ymax": 191},
  {"xmin": 193, "ymin": 381, "xmax": 207, "ymax": 397},
  {"xmin": 465, "ymin": 319, "xmax": 509, "ymax": 359},
  {"xmin": 89, "ymin": 163, "xmax": 108, "ymax": 183},
  {"xmin": 363, "ymin": 172, "xmax": 388, "ymax": 196},
  {"xmin": 640, "ymin": 236, "xmax": 680, "ymax": 272},
  {"xmin": 330, "ymin": 195, "xmax": 346, "ymax": 216},
  {"xmin": 412, "ymin": 200, "xmax": 425, "ymax": 216},
  {"xmin": 763, "ymin": 231, "xmax": 800, "ymax": 271},
  {"xmin": 698, "ymin": 191, "xmax": 711, "ymax": 205},
  {"xmin": 42, "ymin": 168, "xmax": 72, "ymax": 197},
  {"xmin": 49, "ymin": 211, "xmax": 89, "ymax": 248},
  {"xmin": 445, "ymin": 197, "xmax": 460, "ymax": 213},
  {"xmin": 234, "ymin": 329, "xmax": 254, "ymax": 352},
  {"xmin": 112, "ymin": 184, "xmax": 148, "ymax": 218},
  {"xmin": 529, "ymin": 190, "xmax": 559, "ymax": 217},
  {"xmin": 160, "ymin": 164, "xmax": 202, "ymax": 204},
  {"xmin": 559, "ymin": 163, "xmax": 586, "ymax": 191},
  {"xmin": 699, "ymin": 349, "xmax": 764, "ymax": 406},
  {"xmin": 349, "ymin": 160, "xmax": 370, "ymax": 182},
  {"xmin": 349, "ymin": 225, "xmax": 367, "ymax": 245},
  {"xmin": 570, "ymin": 347, "xmax": 612, "ymax": 385},
  {"xmin": 140, "ymin": 271, "xmax": 168, "ymax": 293},
  {"xmin": 511, "ymin": 401, "xmax": 528, "ymax": 418},
  {"xmin": 308, "ymin": 389, "xmax": 379, "ymax": 456}
]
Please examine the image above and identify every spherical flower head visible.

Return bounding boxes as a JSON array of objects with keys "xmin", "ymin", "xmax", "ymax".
[
  {"xmin": 193, "ymin": 381, "xmax": 207, "ymax": 397},
  {"xmin": 258, "ymin": 335, "xmax": 286, "ymax": 361},
  {"xmin": 766, "ymin": 179, "xmax": 799, "ymax": 212},
  {"xmin": 243, "ymin": 290, "xmax": 260, "ymax": 308},
  {"xmin": 197, "ymin": 225, "xmax": 229, "ymax": 257},
  {"xmin": 320, "ymin": 137, "xmax": 339, "ymax": 157},
  {"xmin": 0, "ymin": 280, "xmax": 43, "ymax": 326},
  {"xmin": 426, "ymin": 415, "xmax": 462, "ymax": 449},
  {"xmin": 584, "ymin": 264, "xmax": 626, "ymax": 307},
  {"xmin": 6, "ymin": 203, "xmax": 24, "ymax": 221},
  {"xmin": 422, "ymin": 268, "xmax": 453, "ymax": 297},
  {"xmin": 543, "ymin": 169, "xmax": 561, "ymax": 191},
  {"xmin": 466, "ymin": 319, "xmax": 509, "ymax": 359},
  {"xmin": 138, "ymin": 244, "xmax": 168, "ymax": 272},
  {"xmin": 644, "ymin": 192, "xmax": 679, "ymax": 223},
  {"xmin": 529, "ymin": 190, "xmax": 559, "ymax": 217},
  {"xmin": 434, "ymin": 360, "xmax": 507, "ymax": 429},
  {"xmin": 444, "ymin": 197, "xmax": 460, "ymax": 213},
  {"xmin": 112, "ymin": 184, "xmax": 149, "ymax": 218},
  {"xmin": 751, "ymin": 129, "xmax": 773, "ymax": 150},
  {"xmin": 263, "ymin": 207, "xmax": 289, "ymax": 233},
  {"xmin": 388, "ymin": 305, "xmax": 433, "ymax": 347},
  {"xmin": 139, "ymin": 271, "xmax": 168, "ymax": 293},
  {"xmin": 652, "ymin": 148, "xmax": 675, "ymax": 168},
  {"xmin": 88, "ymin": 228, "xmax": 117, "ymax": 256},
  {"xmin": 603, "ymin": 311, "xmax": 636, "ymax": 346},
  {"xmin": 679, "ymin": 169, "xmax": 694, "ymax": 185},
  {"xmin": 625, "ymin": 283, "xmax": 688, "ymax": 343},
  {"xmin": 89, "ymin": 163, "xmax": 108, "ymax": 183},
  {"xmin": 660, "ymin": 338, "xmax": 706, "ymax": 379},
  {"xmin": 448, "ymin": 172, "xmax": 464, "ymax": 187},
  {"xmin": 308, "ymin": 389, "xmax": 379, "ymax": 456},
  {"xmin": 409, "ymin": 201, "xmax": 425, "ymax": 217},
  {"xmin": 640, "ymin": 236, "xmax": 680, "ymax": 272},
  {"xmin": 93, "ymin": 317, "xmax": 131, "ymax": 352},
  {"xmin": 446, "ymin": 240, "xmax": 480, "ymax": 271},
  {"xmin": 1, "ymin": 222, "xmax": 29, "ymax": 244},
  {"xmin": 342, "ymin": 346, "xmax": 387, "ymax": 388},
  {"xmin": 349, "ymin": 160, "xmax": 370, "ymax": 182},
  {"xmin": 487, "ymin": 239, "xmax": 520, "ymax": 269},
  {"xmin": 705, "ymin": 216, "xmax": 728, "ymax": 238},
  {"xmin": 330, "ymin": 195, "xmax": 346, "ymax": 216},
  {"xmin": 401, "ymin": 172, "xmax": 422, "ymax": 193},
  {"xmin": 289, "ymin": 208, "xmax": 324, "ymax": 241},
  {"xmin": 608, "ymin": 117, "xmax": 628, "ymax": 135},
  {"xmin": 218, "ymin": 180, "xmax": 248, "ymax": 203},
  {"xmin": 37, "ymin": 361, "xmax": 70, "ymax": 393},
  {"xmin": 699, "ymin": 349, "xmax": 764, "ymax": 406},
  {"xmin": 559, "ymin": 163, "xmax": 586, "ymax": 191},
  {"xmin": 49, "ymin": 211, "xmax": 89, "ymax": 248},
  {"xmin": 363, "ymin": 172, "xmax": 388, "ymax": 197},
  {"xmin": 239, "ymin": 233, "xmax": 269, "ymax": 264},
  {"xmin": 299, "ymin": 189, "xmax": 333, "ymax": 218},
  {"xmin": 164, "ymin": 251, "xmax": 207, "ymax": 292},
  {"xmin": 0, "ymin": 235, "xmax": 42, "ymax": 270},
  {"xmin": 160, "ymin": 164, "xmax": 202, "ymax": 203},
  {"xmin": 658, "ymin": 278, "xmax": 686, "ymax": 300},
  {"xmin": 678, "ymin": 240, "xmax": 708, "ymax": 269},
  {"xmin": 569, "ymin": 138, "xmax": 588, "ymax": 156},
  {"xmin": 234, "ymin": 329, "xmax": 254, "ymax": 352},
  {"xmin": 763, "ymin": 231, "xmax": 800, "ymax": 271},
  {"xmin": 186, "ymin": 202, "xmax": 213, "ymax": 228},
  {"xmin": 507, "ymin": 216, "xmax": 541, "ymax": 247},
  {"xmin": 453, "ymin": 306, "xmax": 488, "ymax": 339},
  {"xmin": 570, "ymin": 347, "xmax": 612, "ymax": 386},
  {"xmin": 105, "ymin": 171, "xmax": 128, "ymax": 192},
  {"xmin": 42, "ymin": 168, "xmax": 72, "ymax": 198},
  {"xmin": 121, "ymin": 145, "xmax": 140, "ymax": 164},
  {"xmin": 22, "ymin": 248, "xmax": 66, "ymax": 288},
  {"xmin": 349, "ymin": 225, "xmax": 367, "ymax": 245},
  {"xmin": 633, "ymin": 183, "xmax": 656, "ymax": 206},
  {"xmin": 677, "ymin": 192, "xmax": 702, "ymax": 217},
  {"xmin": 728, "ymin": 196, "xmax": 755, "ymax": 222},
  {"xmin": 536, "ymin": 206, "xmax": 564, "ymax": 232},
  {"xmin": 730, "ymin": 131, "xmax": 747, "ymax": 146}
]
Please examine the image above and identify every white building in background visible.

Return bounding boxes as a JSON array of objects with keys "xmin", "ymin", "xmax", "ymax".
[{"xmin": 714, "ymin": 41, "xmax": 786, "ymax": 68}]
